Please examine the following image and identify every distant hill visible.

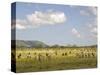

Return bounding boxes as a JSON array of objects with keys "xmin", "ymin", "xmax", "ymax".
[
  {"xmin": 12, "ymin": 40, "xmax": 48, "ymax": 48},
  {"xmin": 11, "ymin": 40, "xmax": 97, "ymax": 48}
]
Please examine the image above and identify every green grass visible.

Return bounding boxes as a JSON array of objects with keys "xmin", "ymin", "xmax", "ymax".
[{"xmin": 12, "ymin": 47, "xmax": 97, "ymax": 73}]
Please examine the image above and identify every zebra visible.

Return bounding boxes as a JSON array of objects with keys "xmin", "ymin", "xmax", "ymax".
[
  {"xmin": 27, "ymin": 52, "xmax": 31, "ymax": 58},
  {"xmin": 17, "ymin": 53, "xmax": 21, "ymax": 59}
]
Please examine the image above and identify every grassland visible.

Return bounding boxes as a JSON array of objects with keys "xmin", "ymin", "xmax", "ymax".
[{"xmin": 11, "ymin": 47, "xmax": 97, "ymax": 73}]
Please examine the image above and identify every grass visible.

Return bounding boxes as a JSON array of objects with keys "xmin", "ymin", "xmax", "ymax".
[{"xmin": 12, "ymin": 47, "xmax": 97, "ymax": 73}]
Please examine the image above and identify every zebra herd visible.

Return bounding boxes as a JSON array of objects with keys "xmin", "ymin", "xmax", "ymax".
[
  {"xmin": 13, "ymin": 48, "xmax": 96, "ymax": 63},
  {"xmin": 16, "ymin": 52, "xmax": 52, "ymax": 62}
]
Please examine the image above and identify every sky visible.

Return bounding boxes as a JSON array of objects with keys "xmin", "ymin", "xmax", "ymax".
[{"xmin": 12, "ymin": 2, "xmax": 97, "ymax": 46}]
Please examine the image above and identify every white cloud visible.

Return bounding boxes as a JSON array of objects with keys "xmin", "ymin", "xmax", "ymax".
[
  {"xmin": 27, "ymin": 11, "xmax": 67, "ymax": 27},
  {"xmin": 11, "ymin": 19, "xmax": 28, "ymax": 29},
  {"xmin": 80, "ymin": 7, "xmax": 97, "ymax": 38},
  {"xmin": 80, "ymin": 7, "xmax": 97, "ymax": 16},
  {"xmin": 16, "ymin": 24, "xmax": 26, "ymax": 29},
  {"xmin": 16, "ymin": 19, "xmax": 28, "ymax": 29},
  {"xmin": 71, "ymin": 28, "xmax": 81, "ymax": 38},
  {"xmin": 12, "ymin": 11, "xmax": 67, "ymax": 29},
  {"xmin": 88, "ymin": 23, "xmax": 97, "ymax": 38},
  {"xmin": 87, "ymin": 16, "xmax": 97, "ymax": 38}
]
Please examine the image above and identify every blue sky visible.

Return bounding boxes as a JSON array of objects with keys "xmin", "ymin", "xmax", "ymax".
[{"xmin": 13, "ymin": 2, "xmax": 97, "ymax": 46}]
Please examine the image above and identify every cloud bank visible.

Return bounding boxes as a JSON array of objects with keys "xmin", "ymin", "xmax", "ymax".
[
  {"xmin": 88, "ymin": 21, "xmax": 97, "ymax": 38},
  {"xmin": 12, "ymin": 10, "xmax": 67, "ymax": 29},
  {"xmin": 80, "ymin": 7, "xmax": 97, "ymax": 38},
  {"xmin": 80, "ymin": 7, "xmax": 97, "ymax": 16}
]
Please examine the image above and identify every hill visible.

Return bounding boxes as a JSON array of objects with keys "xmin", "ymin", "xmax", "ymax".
[{"xmin": 12, "ymin": 40, "xmax": 48, "ymax": 48}]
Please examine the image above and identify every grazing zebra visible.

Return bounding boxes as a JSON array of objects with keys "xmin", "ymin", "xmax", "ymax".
[
  {"xmin": 55, "ymin": 51, "xmax": 57, "ymax": 55},
  {"xmin": 69, "ymin": 51, "xmax": 71, "ymax": 54},
  {"xmin": 84, "ymin": 54, "xmax": 88, "ymax": 58},
  {"xmin": 34, "ymin": 52, "xmax": 36, "ymax": 55},
  {"xmin": 17, "ymin": 53, "xmax": 21, "ymax": 59},
  {"xmin": 62, "ymin": 52, "xmax": 67, "ymax": 56},
  {"xmin": 62, "ymin": 53, "xmax": 64, "ymax": 56},
  {"xmin": 76, "ymin": 53, "xmax": 84, "ymax": 58},
  {"xmin": 35, "ymin": 53, "xmax": 43, "ymax": 62},
  {"xmin": 65, "ymin": 52, "xmax": 67, "ymax": 56},
  {"xmin": 87, "ymin": 53, "xmax": 91, "ymax": 58},
  {"xmin": 27, "ymin": 52, "xmax": 31, "ymax": 58},
  {"xmin": 91, "ymin": 53, "xmax": 95, "ymax": 57},
  {"xmin": 76, "ymin": 53, "xmax": 80, "ymax": 58},
  {"xmin": 45, "ymin": 53, "xmax": 51, "ymax": 61}
]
